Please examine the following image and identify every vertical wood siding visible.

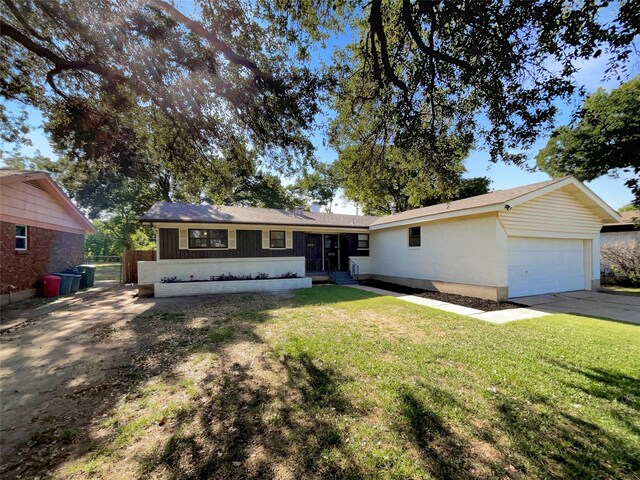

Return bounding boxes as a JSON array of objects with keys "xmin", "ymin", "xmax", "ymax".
[{"xmin": 159, "ymin": 229, "xmax": 306, "ymax": 259}]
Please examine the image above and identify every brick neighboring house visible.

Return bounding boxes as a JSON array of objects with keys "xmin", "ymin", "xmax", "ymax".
[{"xmin": 0, "ymin": 169, "xmax": 96, "ymax": 304}]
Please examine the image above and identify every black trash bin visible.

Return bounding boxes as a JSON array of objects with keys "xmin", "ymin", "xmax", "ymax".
[
  {"xmin": 77, "ymin": 265, "xmax": 96, "ymax": 288},
  {"xmin": 52, "ymin": 273, "xmax": 74, "ymax": 295}
]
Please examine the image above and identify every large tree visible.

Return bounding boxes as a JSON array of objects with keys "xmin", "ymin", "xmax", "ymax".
[
  {"xmin": 315, "ymin": 0, "xmax": 639, "ymax": 191},
  {"xmin": 1, "ymin": 0, "xmax": 319, "ymax": 179},
  {"xmin": 536, "ymin": 75, "xmax": 640, "ymax": 206},
  {"xmin": 3, "ymin": 0, "xmax": 639, "ymax": 208},
  {"xmin": 335, "ymin": 144, "xmax": 490, "ymax": 215},
  {"xmin": 290, "ymin": 162, "xmax": 342, "ymax": 212}
]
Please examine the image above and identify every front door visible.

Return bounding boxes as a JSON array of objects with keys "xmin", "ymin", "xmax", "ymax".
[
  {"xmin": 324, "ymin": 234, "xmax": 339, "ymax": 271},
  {"xmin": 305, "ymin": 234, "xmax": 323, "ymax": 272}
]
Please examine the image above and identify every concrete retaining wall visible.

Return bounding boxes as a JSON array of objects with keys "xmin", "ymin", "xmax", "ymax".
[
  {"xmin": 138, "ymin": 257, "xmax": 305, "ymax": 285},
  {"xmin": 154, "ymin": 277, "xmax": 312, "ymax": 298}
]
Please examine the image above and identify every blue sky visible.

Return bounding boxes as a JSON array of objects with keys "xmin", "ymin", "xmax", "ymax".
[{"xmin": 1, "ymin": 5, "xmax": 637, "ymax": 214}]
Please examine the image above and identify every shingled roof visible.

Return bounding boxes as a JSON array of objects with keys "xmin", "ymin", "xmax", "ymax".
[
  {"xmin": 370, "ymin": 177, "xmax": 569, "ymax": 226},
  {"xmin": 141, "ymin": 176, "xmax": 619, "ymax": 230},
  {"xmin": 141, "ymin": 202, "xmax": 377, "ymax": 228}
]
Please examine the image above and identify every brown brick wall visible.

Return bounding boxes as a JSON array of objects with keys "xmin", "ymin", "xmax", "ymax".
[{"xmin": 0, "ymin": 221, "xmax": 85, "ymax": 294}]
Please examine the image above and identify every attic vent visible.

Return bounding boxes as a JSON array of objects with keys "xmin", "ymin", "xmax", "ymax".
[{"xmin": 23, "ymin": 179, "xmax": 45, "ymax": 191}]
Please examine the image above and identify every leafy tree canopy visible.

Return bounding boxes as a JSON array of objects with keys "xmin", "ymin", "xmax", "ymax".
[
  {"xmin": 536, "ymin": 75, "xmax": 640, "ymax": 206},
  {"xmin": 2, "ymin": 0, "xmax": 638, "ymax": 211},
  {"xmin": 618, "ymin": 204, "xmax": 638, "ymax": 212},
  {"xmin": 1, "ymin": 0, "xmax": 320, "ymax": 179},
  {"xmin": 290, "ymin": 162, "xmax": 342, "ymax": 212},
  {"xmin": 335, "ymin": 144, "xmax": 491, "ymax": 215}
]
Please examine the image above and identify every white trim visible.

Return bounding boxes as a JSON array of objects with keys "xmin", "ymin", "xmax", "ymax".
[
  {"xmin": 15, "ymin": 224, "xmax": 27, "ymax": 251},
  {"xmin": 370, "ymin": 205, "xmax": 501, "ymax": 230},
  {"xmin": 144, "ymin": 221, "xmax": 368, "ymax": 234}
]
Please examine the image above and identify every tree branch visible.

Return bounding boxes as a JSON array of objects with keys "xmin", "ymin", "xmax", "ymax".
[
  {"xmin": 368, "ymin": 1, "xmax": 409, "ymax": 96},
  {"xmin": 147, "ymin": 0, "xmax": 277, "ymax": 89},
  {"xmin": 401, "ymin": 1, "xmax": 472, "ymax": 71}
]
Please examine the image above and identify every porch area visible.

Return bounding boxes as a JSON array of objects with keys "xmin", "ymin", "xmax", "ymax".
[{"xmin": 302, "ymin": 232, "xmax": 370, "ymax": 284}]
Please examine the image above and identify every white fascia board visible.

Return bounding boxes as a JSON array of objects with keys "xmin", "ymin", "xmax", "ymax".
[{"xmin": 368, "ymin": 204, "xmax": 501, "ymax": 230}]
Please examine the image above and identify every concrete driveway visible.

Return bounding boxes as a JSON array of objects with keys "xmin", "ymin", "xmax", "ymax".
[{"xmin": 516, "ymin": 290, "xmax": 640, "ymax": 324}]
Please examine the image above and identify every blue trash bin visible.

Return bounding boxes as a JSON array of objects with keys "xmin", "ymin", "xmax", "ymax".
[
  {"xmin": 55, "ymin": 273, "xmax": 81, "ymax": 293},
  {"xmin": 52, "ymin": 273, "xmax": 74, "ymax": 295}
]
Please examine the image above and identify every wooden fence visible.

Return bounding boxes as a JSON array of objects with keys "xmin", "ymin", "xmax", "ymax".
[{"xmin": 122, "ymin": 250, "xmax": 156, "ymax": 284}]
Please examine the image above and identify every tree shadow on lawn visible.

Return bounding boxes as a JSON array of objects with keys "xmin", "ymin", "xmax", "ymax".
[
  {"xmin": 491, "ymin": 393, "xmax": 639, "ymax": 479},
  {"xmin": 3, "ymin": 287, "xmax": 639, "ymax": 479},
  {"xmin": 547, "ymin": 358, "xmax": 640, "ymax": 411},
  {"xmin": 396, "ymin": 381, "xmax": 639, "ymax": 479},
  {"xmin": 138, "ymin": 352, "xmax": 364, "ymax": 479},
  {"xmin": 1, "ymin": 289, "xmax": 373, "ymax": 479}
]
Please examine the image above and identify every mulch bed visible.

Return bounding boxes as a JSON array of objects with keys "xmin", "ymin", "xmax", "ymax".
[{"xmin": 360, "ymin": 280, "xmax": 526, "ymax": 312}]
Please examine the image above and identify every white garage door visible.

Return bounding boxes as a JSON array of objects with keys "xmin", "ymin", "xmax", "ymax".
[{"xmin": 508, "ymin": 237, "xmax": 585, "ymax": 298}]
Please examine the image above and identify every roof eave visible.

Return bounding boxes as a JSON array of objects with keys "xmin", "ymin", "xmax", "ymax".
[
  {"xmin": 369, "ymin": 204, "xmax": 503, "ymax": 230},
  {"xmin": 140, "ymin": 219, "xmax": 372, "ymax": 229}
]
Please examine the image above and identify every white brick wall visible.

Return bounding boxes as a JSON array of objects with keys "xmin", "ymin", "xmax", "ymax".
[
  {"xmin": 154, "ymin": 277, "xmax": 312, "ymax": 298},
  {"xmin": 138, "ymin": 257, "xmax": 305, "ymax": 285},
  {"xmin": 369, "ymin": 215, "xmax": 501, "ymax": 286}
]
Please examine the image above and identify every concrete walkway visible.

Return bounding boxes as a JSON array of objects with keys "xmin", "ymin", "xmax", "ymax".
[
  {"xmin": 348, "ymin": 285, "xmax": 550, "ymax": 324},
  {"xmin": 516, "ymin": 290, "xmax": 640, "ymax": 324}
]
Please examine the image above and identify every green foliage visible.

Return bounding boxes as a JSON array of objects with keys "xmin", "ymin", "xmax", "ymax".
[
  {"xmin": 84, "ymin": 221, "xmax": 119, "ymax": 258},
  {"xmin": 335, "ymin": 145, "xmax": 490, "ymax": 215},
  {"xmin": 2, "ymin": 0, "xmax": 318, "ymax": 174},
  {"xmin": 233, "ymin": 173, "xmax": 302, "ymax": 209},
  {"xmin": 618, "ymin": 204, "xmax": 637, "ymax": 212},
  {"xmin": 320, "ymin": 0, "xmax": 639, "ymax": 183},
  {"xmin": 290, "ymin": 162, "xmax": 342, "ymax": 212},
  {"xmin": 85, "ymin": 219, "xmax": 155, "ymax": 258},
  {"xmin": 536, "ymin": 76, "xmax": 640, "ymax": 206}
]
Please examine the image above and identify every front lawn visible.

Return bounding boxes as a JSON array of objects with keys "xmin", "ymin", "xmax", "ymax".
[{"xmin": 9, "ymin": 286, "xmax": 639, "ymax": 479}]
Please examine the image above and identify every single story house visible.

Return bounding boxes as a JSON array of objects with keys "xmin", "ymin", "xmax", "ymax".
[
  {"xmin": 600, "ymin": 209, "xmax": 639, "ymax": 273},
  {"xmin": 0, "ymin": 169, "xmax": 96, "ymax": 304},
  {"xmin": 139, "ymin": 176, "xmax": 620, "ymax": 300}
]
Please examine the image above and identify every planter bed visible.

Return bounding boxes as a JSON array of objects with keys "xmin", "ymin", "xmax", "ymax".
[
  {"xmin": 359, "ymin": 279, "xmax": 525, "ymax": 312},
  {"xmin": 154, "ymin": 277, "xmax": 312, "ymax": 298}
]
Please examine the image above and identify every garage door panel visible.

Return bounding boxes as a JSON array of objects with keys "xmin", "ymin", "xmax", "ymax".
[{"xmin": 508, "ymin": 238, "xmax": 585, "ymax": 298}]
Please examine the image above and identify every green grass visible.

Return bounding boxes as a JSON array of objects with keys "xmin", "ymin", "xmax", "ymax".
[
  {"xmin": 61, "ymin": 286, "xmax": 640, "ymax": 479},
  {"xmin": 93, "ymin": 262, "xmax": 121, "ymax": 282},
  {"xmin": 601, "ymin": 286, "xmax": 640, "ymax": 297}
]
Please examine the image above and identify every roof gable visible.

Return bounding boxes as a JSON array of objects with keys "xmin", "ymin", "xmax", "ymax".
[
  {"xmin": 370, "ymin": 176, "xmax": 619, "ymax": 229},
  {"xmin": 0, "ymin": 170, "xmax": 96, "ymax": 233}
]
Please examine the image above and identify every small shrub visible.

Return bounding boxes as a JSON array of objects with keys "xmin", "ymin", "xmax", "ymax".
[
  {"xmin": 279, "ymin": 271, "xmax": 300, "ymax": 278},
  {"xmin": 601, "ymin": 240, "xmax": 640, "ymax": 286},
  {"xmin": 256, "ymin": 272, "xmax": 269, "ymax": 279},
  {"xmin": 160, "ymin": 276, "xmax": 181, "ymax": 283}
]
